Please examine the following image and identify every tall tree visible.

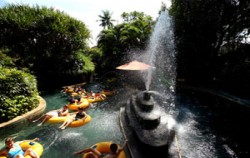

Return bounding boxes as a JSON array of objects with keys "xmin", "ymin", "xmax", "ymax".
[
  {"xmin": 97, "ymin": 11, "xmax": 154, "ymax": 72},
  {"xmin": 170, "ymin": 0, "xmax": 250, "ymax": 94},
  {"xmin": 0, "ymin": 4, "xmax": 93, "ymax": 88},
  {"xmin": 98, "ymin": 10, "xmax": 115, "ymax": 29},
  {"xmin": 120, "ymin": 11, "xmax": 153, "ymax": 50}
]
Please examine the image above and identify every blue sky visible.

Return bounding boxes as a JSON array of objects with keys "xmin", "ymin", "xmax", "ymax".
[{"xmin": 2, "ymin": 0, "xmax": 171, "ymax": 46}]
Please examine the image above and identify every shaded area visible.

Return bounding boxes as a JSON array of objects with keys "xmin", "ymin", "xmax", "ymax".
[{"xmin": 175, "ymin": 87, "xmax": 250, "ymax": 158}]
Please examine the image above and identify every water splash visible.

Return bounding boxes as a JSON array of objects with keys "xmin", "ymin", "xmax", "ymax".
[{"xmin": 143, "ymin": 10, "xmax": 176, "ymax": 95}]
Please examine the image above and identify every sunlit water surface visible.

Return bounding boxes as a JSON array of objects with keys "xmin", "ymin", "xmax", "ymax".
[{"xmin": 0, "ymin": 90, "xmax": 124, "ymax": 158}]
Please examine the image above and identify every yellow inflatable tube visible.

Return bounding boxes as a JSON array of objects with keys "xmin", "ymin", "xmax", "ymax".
[
  {"xmin": 68, "ymin": 99, "xmax": 89, "ymax": 111},
  {"xmin": 0, "ymin": 141, "xmax": 43, "ymax": 158},
  {"xmin": 46, "ymin": 113, "xmax": 91, "ymax": 128},
  {"xmin": 82, "ymin": 142, "xmax": 126, "ymax": 158},
  {"xmin": 47, "ymin": 115, "xmax": 69, "ymax": 124},
  {"xmin": 87, "ymin": 96, "xmax": 105, "ymax": 103},
  {"xmin": 69, "ymin": 114, "xmax": 91, "ymax": 127},
  {"xmin": 63, "ymin": 88, "xmax": 74, "ymax": 94}
]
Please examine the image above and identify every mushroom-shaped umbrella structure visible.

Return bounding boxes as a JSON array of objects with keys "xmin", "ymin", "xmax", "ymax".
[{"xmin": 116, "ymin": 60, "xmax": 152, "ymax": 71}]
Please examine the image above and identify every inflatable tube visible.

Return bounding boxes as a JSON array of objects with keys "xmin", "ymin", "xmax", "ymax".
[
  {"xmin": 82, "ymin": 142, "xmax": 126, "ymax": 158},
  {"xmin": 0, "ymin": 141, "xmax": 43, "ymax": 158},
  {"xmin": 46, "ymin": 115, "xmax": 69, "ymax": 124},
  {"xmin": 66, "ymin": 89, "xmax": 74, "ymax": 93},
  {"xmin": 46, "ymin": 113, "xmax": 91, "ymax": 128},
  {"xmin": 63, "ymin": 88, "xmax": 74, "ymax": 94},
  {"xmin": 69, "ymin": 114, "xmax": 91, "ymax": 127},
  {"xmin": 63, "ymin": 89, "xmax": 78, "ymax": 96},
  {"xmin": 87, "ymin": 96, "xmax": 105, "ymax": 103},
  {"xmin": 68, "ymin": 99, "xmax": 90, "ymax": 111},
  {"xmin": 20, "ymin": 141, "xmax": 43, "ymax": 158}
]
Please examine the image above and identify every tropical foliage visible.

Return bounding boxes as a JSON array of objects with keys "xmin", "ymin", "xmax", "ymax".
[
  {"xmin": 97, "ymin": 11, "xmax": 154, "ymax": 72},
  {"xmin": 0, "ymin": 4, "xmax": 96, "ymax": 122},
  {"xmin": 0, "ymin": 4, "xmax": 93, "ymax": 88},
  {"xmin": 98, "ymin": 10, "xmax": 116, "ymax": 29},
  {"xmin": 0, "ymin": 67, "xmax": 39, "ymax": 123},
  {"xmin": 170, "ymin": 0, "xmax": 250, "ymax": 95},
  {"xmin": 0, "ymin": 50, "xmax": 15, "ymax": 68}
]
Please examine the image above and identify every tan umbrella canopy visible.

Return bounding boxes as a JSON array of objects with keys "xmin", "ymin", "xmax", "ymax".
[{"xmin": 116, "ymin": 60, "xmax": 152, "ymax": 71}]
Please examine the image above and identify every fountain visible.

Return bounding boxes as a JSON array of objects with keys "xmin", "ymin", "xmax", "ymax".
[
  {"xmin": 119, "ymin": 10, "xmax": 178, "ymax": 157},
  {"xmin": 125, "ymin": 90, "xmax": 175, "ymax": 146}
]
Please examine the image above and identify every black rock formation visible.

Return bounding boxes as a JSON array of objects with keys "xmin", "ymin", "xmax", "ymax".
[{"xmin": 125, "ymin": 91, "xmax": 174, "ymax": 147}]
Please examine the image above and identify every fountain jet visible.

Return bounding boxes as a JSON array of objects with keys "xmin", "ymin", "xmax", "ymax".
[{"xmin": 119, "ymin": 10, "xmax": 177, "ymax": 157}]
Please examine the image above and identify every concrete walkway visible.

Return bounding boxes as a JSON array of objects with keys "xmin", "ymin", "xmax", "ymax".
[{"xmin": 0, "ymin": 96, "xmax": 46, "ymax": 128}]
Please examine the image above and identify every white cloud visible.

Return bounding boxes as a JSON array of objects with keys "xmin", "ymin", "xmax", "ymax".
[{"xmin": 5, "ymin": 0, "xmax": 171, "ymax": 46}]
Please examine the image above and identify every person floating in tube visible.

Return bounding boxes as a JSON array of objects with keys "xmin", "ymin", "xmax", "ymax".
[
  {"xmin": 73, "ymin": 140, "xmax": 127, "ymax": 158},
  {"xmin": 58, "ymin": 107, "xmax": 87, "ymax": 130},
  {"xmin": 0, "ymin": 137, "xmax": 40, "ymax": 158}
]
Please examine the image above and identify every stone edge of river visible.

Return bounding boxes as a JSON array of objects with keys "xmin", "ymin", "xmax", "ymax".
[{"xmin": 0, "ymin": 96, "xmax": 46, "ymax": 128}]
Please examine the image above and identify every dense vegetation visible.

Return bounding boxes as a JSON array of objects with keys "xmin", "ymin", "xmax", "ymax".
[
  {"xmin": 0, "ymin": 66, "xmax": 39, "ymax": 123},
  {"xmin": 170, "ymin": 0, "xmax": 250, "ymax": 96},
  {"xmin": 96, "ymin": 11, "xmax": 154, "ymax": 72},
  {"xmin": 0, "ymin": 5, "xmax": 155, "ymax": 122},
  {"xmin": 0, "ymin": 4, "xmax": 95, "ymax": 122},
  {"xmin": 1, "ymin": 0, "xmax": 250, "ymax": 121},
  {"xmin": 0, "ymin": 4, "xmax": 96, "ymax": 89}
]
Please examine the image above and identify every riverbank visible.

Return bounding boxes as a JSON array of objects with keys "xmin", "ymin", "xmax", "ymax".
[{"xmin": 0, "ymin": 96, "xmax": 46, "ymax": 128}]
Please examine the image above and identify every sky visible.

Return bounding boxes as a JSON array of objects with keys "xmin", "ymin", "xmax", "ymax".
[{"xmin": 3, "ymin": 0, "xmax": 172, "ymax": 46}]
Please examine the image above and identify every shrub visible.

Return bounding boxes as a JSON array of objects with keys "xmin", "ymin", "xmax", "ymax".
[
  {"xmin": 0, "ymin": 50, "xmax": 15, "ymax": 68},
  {"xmin": 0, "ymin": 67, "xmax": 39, "ymax": 123}
]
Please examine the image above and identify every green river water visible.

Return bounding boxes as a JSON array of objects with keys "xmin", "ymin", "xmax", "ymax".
[{"xmin": 0, "ymin": 87, "xmax": 128, "ymax": 158}]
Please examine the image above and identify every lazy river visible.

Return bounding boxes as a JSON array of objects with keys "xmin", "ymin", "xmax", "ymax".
[
  {"xmin": 1, "ymin": 9, "xmax": 249, "ymax": 158},
  {"xmin": 0, "ymin": 83, "xmax": 249, "ymax": 158},
  {"xmin": 0, "ymin": 85, "xmax": 126, "ymax": 158}
]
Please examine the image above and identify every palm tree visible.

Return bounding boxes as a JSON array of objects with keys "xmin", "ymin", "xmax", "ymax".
[{"xmin": 97, "ymin": 10, "xmax": 115, "ymax": 29}]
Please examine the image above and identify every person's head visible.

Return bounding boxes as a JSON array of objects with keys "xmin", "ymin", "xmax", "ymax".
[
  {"xmin": 110, "ymin": 143, "xmax": 118, "ymax": 153},
  {"xmin": 5, "ymin": 137, "xmax": 14, "ymax": 148},
  {"xmin": 63, "ymin": 105, "xmax": 68, "ymax": 109}
]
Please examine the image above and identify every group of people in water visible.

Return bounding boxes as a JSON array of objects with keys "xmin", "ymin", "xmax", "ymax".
[
  {"xmin": 0, "ymin": 136, "xmax": 127, "ymax": 158},
  {"xmin": 73, "ymin": 141, "xmax": 127, "ymax": 158},
  {"xmin": 33, "ymin": 86, "xmax": 102, "ymax": 129},
  {"xmin": 33, "ymin": 94, "xmax": 90, "ymax": 129},
  {"xmin": 32, "ymin": 104, "xmax": 87, "ymax": 130},
  {"xmin": 32, "ymin": 104, "xmax": 69, "ymax": 126},
  {"xmin": 0, "ymin": 85, "xmax": 125, "ymax": 158},
  {"xmin": 63, "ymin": 85, "xmax": 107, "ymax": 101}
]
